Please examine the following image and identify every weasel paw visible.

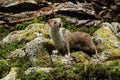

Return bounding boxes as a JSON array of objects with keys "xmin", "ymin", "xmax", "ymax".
[
  {"xmin": 62, "ymin": 55, "xmax": 73, "ymax": 66},
  {"xmin": 52, "ymin": 50, "xmax": 59, "ymax": 54}
]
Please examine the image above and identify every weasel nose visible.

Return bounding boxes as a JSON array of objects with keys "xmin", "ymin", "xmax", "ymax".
[
  {"xmin": 58, "ymin": 23, "xmax": 62, "ymax": 27},
  {"xmin": 60, "ymin": 23, "xmax": 62, "ymax": 27}
]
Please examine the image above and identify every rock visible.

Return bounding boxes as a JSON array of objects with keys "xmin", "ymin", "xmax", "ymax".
[
  {"xmin": 94, "ymin": 22, "xmax": 120, "ymax": 61},
  {"xmin": 22, "ymin": 37, "xmax": 46, "ymax": 61},
  {"xmin": 5, "ymin": 23, "xmax": 54, "ymax": 66},
  {"xmin": 0, "ymin": 67, "xmax": 19, "ymax": 80},
  {"xmin": 25, "ymin": 23, "xmax": 49, "ymax": 37},
  {"xmin": 8, "ymin": 37, "xmax": 53, "ymax": 63},
  {"xmin": 111, "ymin": 22, "xmax": 120, "ymax": 39},
  {"xmin": 22, "ymin": 37, "xmax": 53, "ymax": 63},
  {"xmin": 7, "ymin": 49, "xmax": 26, "ymax": 60},
  {"xmin": 25, "ymin": 67, "xmax": 51, "ymax": 75},
  {"xmin": 2, "ymin": 23, "xmax": 48, "ymax": 44}
]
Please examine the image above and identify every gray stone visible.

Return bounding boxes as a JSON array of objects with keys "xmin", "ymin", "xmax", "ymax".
[
  {"xmin": 22, "ymin": 37, "xmax": 45, "ymax": 61},
  {"xmin": 111, "ymin": 22, "xmax": 120, "ymax": 39},
  {"xmin": 2, "ymin": 23, "xmax": 48, "ymax": 44},
  {"xmin": 93, "ymin": 22, "xmax": 120, "ymax": 61}
]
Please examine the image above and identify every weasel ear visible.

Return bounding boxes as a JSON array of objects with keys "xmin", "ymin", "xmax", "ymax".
[
  {"xmin": 57, "ymin": 18, "xmax": 62, "ymax": 23},
  {"xmin": 47, "ymin": 19, "xmax": 51, "ymax": 25}
]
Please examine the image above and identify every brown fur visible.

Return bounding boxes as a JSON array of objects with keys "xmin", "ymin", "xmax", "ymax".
[
  {"xmin": 48, "ymin": 18, "xmax": 98, "ymax": 56},
  {"xmin": 64, "ymin": 32, "xmax": 98, "ymax": 54}
]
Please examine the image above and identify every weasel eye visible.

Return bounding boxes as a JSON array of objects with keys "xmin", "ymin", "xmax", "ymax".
[{"xmin": 54, "ymin": 21, "xmax": 57, "ymax": 24}]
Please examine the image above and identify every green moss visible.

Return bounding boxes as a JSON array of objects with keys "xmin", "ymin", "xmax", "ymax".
[
  {"xmin": 0, "ymin": 25, "xmax": 11, "ymax": 40},
  {"xmin": 15, "ymin": 17, "xmax": 46, "ymax": 30},
  {"xmin": 71, "ymin": 51, "xmax": 91, "ymax": 65},
  {"xmin": 35, "ymin": 48, "xmax": 52, "ymax": 67},
  {"xmin": 103, "ymin": 60, "xmax": 120, "ymax": 80},
  {"xmin": 103, "ymin": 59, "xmax": 120, "ymax": 67},
  {"xmin": 94, "ymin": 24, "xmax": 120, "ymax": 50},
  {"xmin": 54, "ymin": 14, "xmax": 101, "ymax": 35},
  {"xmin": 12, "ymin": 59, "xmax": 120, "ymax": 80},
  {"xmin": 106, "ymin": 49, "xmax": 120, "ymax": 60},
  {"xmin": 1, "ymin": 14, "xmax": 120, "ymax": 80},
  {"xmin": 9, "ymin": 58, "xmax": 33, "ymax": 71},
  {"xmin": 0, "ymin": 41, "xmax": 25, "ymax": 59},
  {"xmin": 0, "ymin": 60, "xmax": 10, "ymax": 78},
  {"xmin": 49, "ymin": 66, "xmax": 80, "ymax": 80},
  {"xmin": 25, "ymin": 23, "xmax": 49, "ymax": 38},
  {"xmin": 94, "ymin": 26, "xmax": 120, "ymax": 42},
  {"xmin": 103, "ymin": 41, "xmax": 115, "ymax": 49},
  {"xmin": 21, "ymin": 70, "xmax": 53, "ymax": 80},
  {"xmin": 54, "ymin": 60, "xmax": 120, "ymax": 80},
  {"xmin": 2, "ymin": 23, "xmax": 49, "ymax": 44}
]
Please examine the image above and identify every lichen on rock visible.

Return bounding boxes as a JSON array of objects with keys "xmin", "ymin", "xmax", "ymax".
[
  {"xmin": 2, "ymin": 23, "xmax": 49, "ymax": 44},
  {"xmin": 111, "ymin": 22, "xmax": 120, "ymax": 39},
  {"xmin": 8, "ymin": 37, "xmax": 53, "ymax": 63},
  {"xmin": 94, "ymin": 22, "xmax": 120, "ymax": 61},
  {"xmin": 71, "ymin": 51, "xmax": 91, "ymax": 65},
  {"xmin": 8, "ymin": 48, "xmax": 25, "ymax": 60}
]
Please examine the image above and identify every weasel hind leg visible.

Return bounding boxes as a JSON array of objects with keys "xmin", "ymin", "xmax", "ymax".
[
  {"xmin": 85, "ymin": 39, "xmax": 99, "ymax": 57},
  {"xmin": 89, "ymin": 44, "xmax": 99, "ymax": 58}
]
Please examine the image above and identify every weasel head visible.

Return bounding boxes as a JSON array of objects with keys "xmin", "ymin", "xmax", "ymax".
[{"xmin": 48, "ymin": 18, "xmax": 62, "ymax": 31}]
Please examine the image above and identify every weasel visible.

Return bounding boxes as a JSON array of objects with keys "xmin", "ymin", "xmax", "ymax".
[{"xmin": 48, "ymin": 18, "xmax": 98, "ymax": 57}]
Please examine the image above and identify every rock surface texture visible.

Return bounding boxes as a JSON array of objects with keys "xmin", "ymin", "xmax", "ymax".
[{"xmin": 94, "ymin": 22, "xmax": 120, "ymax": 61}]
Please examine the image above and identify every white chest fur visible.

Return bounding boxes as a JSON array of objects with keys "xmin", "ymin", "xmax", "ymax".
[{"xmin": 49, "ymin": 28, "xmax": 65, "ymax": 49}]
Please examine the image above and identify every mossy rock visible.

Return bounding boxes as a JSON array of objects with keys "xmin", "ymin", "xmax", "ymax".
[
  {"xmin": 71, "ymin": 51, "xmax": 91, "ymax": 65},
  {"xmin": 106, "ymin": 49, "xmax": 120, "ymax": 60},
  {"xmin": 50, "ymin": 55, "xmax": 65, "ymax": 66},
  {"xmin": 8, "ymin": 49, "xmax": 25, "ymax": 60},
  {"xmin": 49, "ymin": 66, "xmax": 82, "ymax": 80},
  {"xmin": 35, "ymin": 48, "xmax": 53, "ymax": 67},
  {"xmin": 20, "ymin": 59, "xmax": 120, "ymax": 80},
  {"xmin": 25, "ymin": 23, "xmax": 49, "ymax": 37},
  {"xmin": 94, "ymin": 23, "xmax": 120, "ymax": 49},
  {"xmin": 22, "ymin": 68, "xmax": 53, "ymax": 80},
  {"xmin": 0, "ymin": 41, "xmax": 25, "ymax": 60},
  {"xmin": 2, "ymin": 23, "xmax": 49, "ymax": 44},
  {"xmin": 94, "ymin": 23, "xmax": 120, "ymax": 60},
  {"xmin": 103, "ymin": 59, "xmax": 120, "ymax": 68},
  {"xmin": 7, "ymin": 37, "xmax": 54, "ymax": 70}
]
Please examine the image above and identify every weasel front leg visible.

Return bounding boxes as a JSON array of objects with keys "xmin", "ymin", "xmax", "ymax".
[
  {"xmin": 64, "ymin": 42, "xmax": 70, "ymax": 58},
  {"xmin": 52, "ymin": 49, "xmax": 59, "ymax": 55}
]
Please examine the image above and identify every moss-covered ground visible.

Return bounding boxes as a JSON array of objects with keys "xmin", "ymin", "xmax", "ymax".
[
  {"xmin": 0, "ymin": 14, "xmax": 120, "ymax": 80},
  {"xmin": 20, "ymin": 60, "xmax": 120, "ymax": 80}
]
